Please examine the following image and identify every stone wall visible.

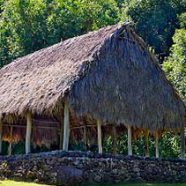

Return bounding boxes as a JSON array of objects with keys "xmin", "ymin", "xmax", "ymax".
[{"xmin": 0, "ymin": 151, "xmax": 186, "ymax": 185}]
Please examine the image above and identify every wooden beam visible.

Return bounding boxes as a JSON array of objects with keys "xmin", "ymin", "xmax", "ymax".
[
  {"xmin": 71, "ymin": 125, "xmax": 96, "ymax": 130},
  {"xmin": 181, "ymin": 127, "xmax": 185, "ymax": 159},
  {"xmin": 112, "ymin": 125, "xmax": 117, "ymax": 155},
  {"xmin": 145, "ymin": 129, "xmax": 149, "ymax": 157},
  {"xmin": 63, "ymin": 102, "xmax": 70, "ymax": 151},
  {"xmin": 26, "ymin": 113, "xmax": 32, "ymax": 154},
  {"xmin": 155, "ymin": 131, "xmax": 159, "ymax": 158},
  {"xmin": 32, "ymin": 119, "xmax": 59, "ymax": 125},
  {"xmin": 0, "ymin": 119, "xmax": 2, "ymax": 154},
  {"xmin": 3, "ymin": 124, "xmax": 58, "ymax": 130},
  {"xmin": 127, "ymin": 125, "xmax": 132, "ymax": 156},
  {"xmin": 8, "ymin": 126, "xmax": 13, "ymax": 156},
  {"xmin": 97, "ymin": 120, "xmax": 102, "ymax": 154}
]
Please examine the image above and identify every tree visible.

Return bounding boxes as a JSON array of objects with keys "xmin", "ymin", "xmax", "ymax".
[
  {"xmin": 0, "ymin": 0, "xmax": 50, "ymax": 66},
  {"xmin": 47, "ymin": 0, "xmax": 119, "ymax": 42},
  {"xmin": 0, "ymin": 0, "xmax": 5, "ymax": 13},
  {"xmin": 0, "ymin": 0, "xmax": 120, "ymax": 67},
  {"xmin": 163, "ymin": 12, "xmax": 186, "ymax": 99},
  {"xmin": 124, "ymin": 0, "xmax": 186, "ymax": 60},
  {"xmin": 179, "ymin": 12, "xmax": 186, "ymax": 29}
]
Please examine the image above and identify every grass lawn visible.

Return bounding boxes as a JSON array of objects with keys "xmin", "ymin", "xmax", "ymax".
[
  {"xmin": 0, "ymin": 180, "xmax": 50, "ymax": 186},
  {"xmin": 85, "ymin": 184, "xmax": 186, "ymax": 186},
  {"xmin": 1, "ymin": 180, "xmax": 186, "ymax": 186}
]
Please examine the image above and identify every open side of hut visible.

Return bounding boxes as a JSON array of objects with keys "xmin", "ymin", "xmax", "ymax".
[{"xmin": 0, "ymin": 23, "xmax": 185, "ymax": 157}]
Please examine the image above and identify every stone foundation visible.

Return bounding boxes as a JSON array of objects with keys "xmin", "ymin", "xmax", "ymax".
[{"xmin": 0, "ymin": 151, "xmax": 186, "ymax": 185}]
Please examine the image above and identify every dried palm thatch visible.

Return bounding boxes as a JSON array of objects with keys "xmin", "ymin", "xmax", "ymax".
[{"xmin": 0, "ymin": 22, "xmax": 185, "ymax": 131}]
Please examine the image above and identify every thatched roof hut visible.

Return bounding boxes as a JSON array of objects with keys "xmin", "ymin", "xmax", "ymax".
[{"xmin": 0, "ymin": 22, "xmax": 185, "ymax": 156}]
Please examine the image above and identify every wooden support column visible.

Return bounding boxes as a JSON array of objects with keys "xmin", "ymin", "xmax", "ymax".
[
  {"xmin": 112, "ymin": 125, "xmax": 117, "ymax": 155},
  {"xmin": 145, "ymin": 129, "xmax": 149, "ymax": 157},
  {"xmin": 0, "ymin": 119, "xmax": 2, "ymax": 154},
  {"xmin": 83, "ymin": 126, "xmax": 87, "ymax": 150},
  {"xmin": 59, "ymin": 119, "xmax": 63, "ymax": 150},
  {"xmin": 63, "ymin": 102, "xmax": 70, "ymax": 151},
  {"xmin": 155, "ymin": 131, "xmax": 159, "ymax": 158},
  {"xmin": 127, "ymin": 125, "xmax": 132, "ymax": 156},
  {"xmin": 8, "ymin": 126, "xmax": 13, "ymax": 156},
  {"xmin": 97, "ymin": 120, "xmax": 102, "ymax": 154},
  {"xmin": 26, "ymin": 113, "xmax": 32, "ymax": 154},
  {"xmin": 180, "ymin": 127, "xmax": 185, "ymax": 159}
]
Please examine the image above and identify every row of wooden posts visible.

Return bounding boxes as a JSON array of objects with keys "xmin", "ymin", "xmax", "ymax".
[{"xmin": 0, "ymin": 102, "xmax": 185, "ymax": 158}]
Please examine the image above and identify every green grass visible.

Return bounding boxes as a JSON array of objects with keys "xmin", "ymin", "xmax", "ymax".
[
  {"xmin": 0, "ymin": 180, "xmax": 50, "ymax": 186},
  {"xmin": 86, "ymin": 184, "xmax": 186, "ymax": 186},
  {"xmin": 1, "ymin": 180, "xmax": 186, "ymax": 186}
]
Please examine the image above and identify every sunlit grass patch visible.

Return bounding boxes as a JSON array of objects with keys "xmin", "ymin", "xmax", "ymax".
[{"xmin": 0, "ymin": 180, "xmax": 51, "ymax": 186}]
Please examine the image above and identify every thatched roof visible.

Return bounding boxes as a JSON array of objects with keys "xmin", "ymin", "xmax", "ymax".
[{"xmin": 0, "ymin": 22, "xmax": 185, "ymax": 130}]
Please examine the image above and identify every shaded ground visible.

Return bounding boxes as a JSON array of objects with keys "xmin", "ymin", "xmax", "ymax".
[{"xmin": 86, "ymin": 184, "xmax": 186, "ymax": 186}]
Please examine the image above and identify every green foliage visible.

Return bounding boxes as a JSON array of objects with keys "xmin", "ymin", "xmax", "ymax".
[
  {"xmin": 102, "ymin": 132, "xmax": 181, "ymax": 158},
  {"xmin": 103, "ymin": 136, "xmax": 113, "ymax": 153},
  {"xmin": 0, "ymin": 0, "xmax": 119, "ymax": 67},
  {"xmin": 0, "ymin": 0, "xmax": 6, "ymax": 13},
  {"xmin": 0, "ymin": 132, "xmax": 182, "ymax": 158},
  {"xmin": 159, "ymin": 132, "xmax": 180, "ymax": 158},
  {"xmin": 163, "ymin": 28, "xmax": 186, "ymax": 99},
  {"xmin": 0, "ymin": 0, "xmax": 49, "ymax": 66},
  {"xmin": 70, "ymin": 141, "xmax": 87, "ymax": 151},
  {"xmin": 1, "ymin": 141, "xmax": 9, "ymax": 155},
  {"xmin": 117, "ymin": 134, "xmax": 128, "ymax": 155},
  {"xmin": 179, "ymin": 12, "xmax": 186, "ymax": 29},
  {"xmin": 125, "ymin": 0, "xmax": 186, "ymax": 59},
  {"xmin": 47, "ymin": 0, "xmax": 119, "ymax": 44},
  {"xmin": 0, "ymin": 0, "xmax": 185, "ymax": 66}
]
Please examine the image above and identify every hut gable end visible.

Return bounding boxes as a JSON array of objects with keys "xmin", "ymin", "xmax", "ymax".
[{"xmin": 68, "ymin": 25, "xmax": 185, "ymax": 130}]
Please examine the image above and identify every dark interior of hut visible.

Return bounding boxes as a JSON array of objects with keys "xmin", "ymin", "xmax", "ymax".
[{"xmin": 0, "ymin": 108, "xmax": 172, "ymax": 156}]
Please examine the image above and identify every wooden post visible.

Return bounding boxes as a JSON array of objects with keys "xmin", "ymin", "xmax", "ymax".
[
  {"xmin": 127, "ymin": 125, "xmax": 132, "ymax": 156},
  {"xmin": 59, "ymin": 119, "xmax": 63, "ymax": 150},
  {"xmin": 26, "ymin": 113, "xmax": 32, "ymax": 154},
  {"xmin": 63, "ymin": 102, "xmax": 70, "ymax": 151},
  {"xmin": 83, "ymin": 126, "xmax": 87, "ymax": 150},
  {"xmin": 8, "ymin": 126, "xmax": 13, "ymax": 156},
  {"xmin": 0, "ymin": 119, "xmax": 2, "ymax": 154},
  {"xmin": 145, "ymin": 129, "xmax": 149, "ymax": 157},
  {"xmin": 112, "ymin": 125, "xmax": 117, "ymax": 155},
  {"xmin": 181, "ymin": 127, "xmax": 185, "ymax": 159},
  {"xmin": 97, "ymin": 120, "xmax": 102, "ymax": 154},
  {"xmin": 155, "ymin": 131, "xmax": 159, "ymax": 158}
]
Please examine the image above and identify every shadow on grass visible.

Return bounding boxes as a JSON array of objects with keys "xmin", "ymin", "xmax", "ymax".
[{"xmin": 83, "ymin": 183, "xmax": 186, "ymax": 186}]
